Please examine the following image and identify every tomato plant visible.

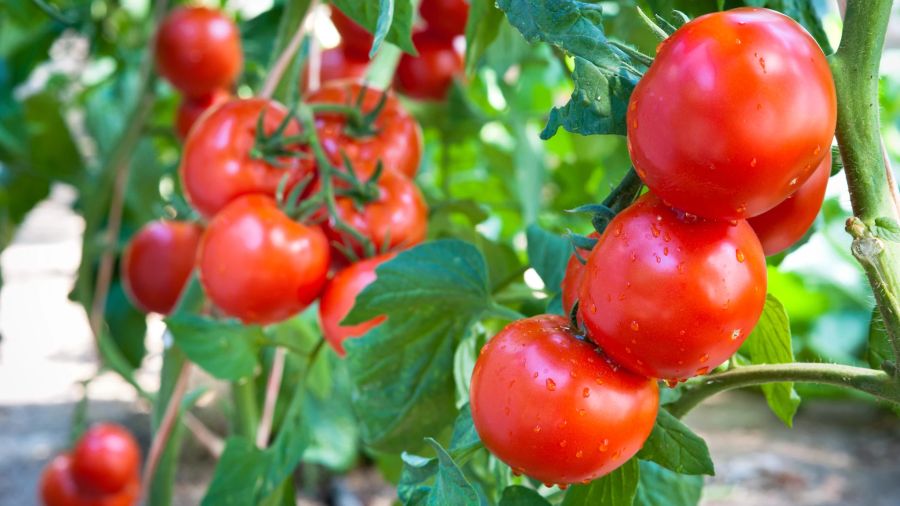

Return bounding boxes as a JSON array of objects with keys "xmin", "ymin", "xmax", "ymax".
[{"xmin": 394, "ymin": 31, "xmax": 464, "ymax": 101}]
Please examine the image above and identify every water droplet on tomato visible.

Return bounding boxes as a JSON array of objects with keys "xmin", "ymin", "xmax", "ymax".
[
  {"xmin": 576, "ymin": 450, "xmax": 584, "ymax": 458},
  {"xmin": 599, "ymin": 439, "xmax": 609, "ymax": 452},
  {"xmin": 697, "ymin": 366, "xmax": 710, "ymax": 375},
  {"xmin": 731, "ymin": 328, "xmax": 742, "ymax": 340},
  {"xmin": 546, "ymin": 378, "xmax": 556, "ymax": 391},
  {"xmin": 699, "ymin": 353, "xmax": 709, "ymax": 363},
  {"xmin": 736, "ymin": 249, "xmax": 745, "ymax": 263},
  {"xmin": 582, "ymin": 387, "xmax": 591, "ymax": 398},
  {"xmin": 559, "ymin": 440, "xmax": 568, "ymax": 448},
  {"xmin": 750, "ymin": 158, "xmax": 757, "ymax": 167},
  {"xmin": 533, "ymin": 425, "xmax": 542, "ymax": 433},
  {"xmin": 630, "ymin": 320, "xmax": 640, "ymax": 331},
  {"xmin": 578, "ymin": 409, "xmax": 586, "ymax": 416}
]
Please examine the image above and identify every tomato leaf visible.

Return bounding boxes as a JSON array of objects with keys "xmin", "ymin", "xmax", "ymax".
[
  {"xmin": 465, "ymin": 0, "xmax": 505, "ymax": 75},
  {"xmin": 398, "ymin": 436, "xmax": 483, "ymax": 505},
  {"xmin": 343, "ymin": 240, "xmax": 494, "ymax": 452},
  {"xmin": 873, "ymin": 216, "xmax": 900, "ymax": 243},
  {"xmin": 165, "ymin": 315, "xmax": 264, "ymax": 380},
  {"xmin": 637, "ymin": 409, "xmax": 715, "ymax": 476},
  {"xmin": 634, "ymin": 460, "xmax": 703, "ymax": 506},
  {"xmin": 740, "ymin": 294, "xmax": 801, "ymax": 427},
  {"xmin": 331, "ymin": 0, "xmax": 417, "ymax": 56},
  {"xmin": 867, "ymin": 307, "xmax": 895, "ymax": 370},
  {"xmin": 448, "ymin": 403, "xmax": 482, "ymax": 463},
  {"xmin": 561, "ymin": 457, "xmax": 640, "ymax": 505},
  {"xmin": 499, "ymin": 486, "xmax": 552, "ymax": 505},
  {"xmin": 526, "ymin": 224, "xmax": 570, "ymax": 292}
]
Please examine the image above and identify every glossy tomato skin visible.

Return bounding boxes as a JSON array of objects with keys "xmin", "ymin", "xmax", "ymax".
[
  {"xmin": 561, "ymin": 232, "xmax": 600, "ymax": 316},
  {"xmin": 175, "ymin": 89, "xmax": 230, "ymax": 140},
  {"xmin": 71, "ymin": 424, "xmax": 141, "ymax": 496},
  {"xmin": 180, "ymin": 98, "xmax": 313, "ymax": 219},
  {"xmin": 122, "ymin": 220, "xmax": 202, "ymax": 315},
  {"xmin": 325, "ymin": 171, "xmax": 427, "ymax": 261},
  {"xmin": 306, "ymin": 81, "xmax": 422, "ymax": 178},
  {"xmin": 155, "ymin": 7, "xmax": 242, "ymax": 97},
  {"xmin": 748, "ymin": 154, "xmax": 831, "ymax": 255},
  {"xmin": 199, "ymin": 195, "xmax": 330, "ymax": 325},
  {"xmin": 40, "ymin": 454, "xmax": 139, "ymax": 506},
  {"xmin": 627, "ymin": 7, "xmax": 836, "ymax": 220},
  {"xmin": 420, "ymin": 0, "xmax": 469, "ymax": 41},
  {"xmin": 394, "ymin": 31, "xmax": 463, "ymax": 101},
  {"xmin": 470, "ymin": 315, "xmax": 659, "ymax": 485},
  {"xmin": 319, "ymin": 253, "xmax": 396, "ymax": 356},
  {"xmin": 331, "ymin": 7, "xmax": 373, "ymax": 60},
  {"xmin": 300, "ymin": 46, "xmax": 369, "ymax": 93},
  {"xmin": 580, "ymin": 194, "xmax": 767, "ymax": 380}
]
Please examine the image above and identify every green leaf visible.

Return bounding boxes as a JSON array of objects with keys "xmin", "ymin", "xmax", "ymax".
[
  {"xmin": 867, "ymin": 307, "xmax": 895, "ymax": 369},
  {"xmin": 398, "ymin": 438, "xmax": 482, "ymax": 506},
  {"xmin": 562, "ymin": 457, "xmax": 640, "ymax": 506},
  {"xmin": 637, "ymin": 410, "xmax": 714, "ymax": 476},
  {"xmin": 165, "ymin": 315, "xmax": 264, "ymax": 380},
  {"xmin": 634, "ymin": 460, "xmax": 703, "ymax": 506},
  {"xmin": 873, "ymin": 217, "xmax": 900, "ymax": 243},
  {"xmin": 526, "ymin": 224, "xmax": 570, "ymax": 291},
  {"xmin": 449, "ymin": 403, "xmax": 482, "ymax": 462},
  {"xmin": 399, "ymin": 453, "xmax": 440, "ymax": 505},
  {"xmin": 741, "ymin": 294, "xmax": 801, "ymax": 426},
  {"xmin": 465, "ymin": 0, "xmax": 505, "ymax": 75},
  {"xmin": 301, "ymin": 351, "xmax": 360, "ymax": 470},
  {"xmin": 344, "ymin": 240, "xmax": 494, "ymax": 451},
  {"xmin": 331, "ymin": 0, "xmax": 416, "ymax": 55},
  {"xmin": 499, "ymin": 486, "xmax": 551, "ymax": 506},
  {"xmin": 103, "ymin": 281, "xmax": 147, "ymax": 369},
  {"xmin": 22, "ymin": 91, "xmax": 82, "ymax": 183}
]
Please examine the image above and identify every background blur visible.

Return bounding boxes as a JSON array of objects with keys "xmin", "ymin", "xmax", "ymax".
[{"xmin": 1, "ymin": 0, "xmax": 899, "ymax": 504}]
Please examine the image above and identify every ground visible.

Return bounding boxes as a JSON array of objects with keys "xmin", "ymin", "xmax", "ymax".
[{"xmin": 1, "ymin": 188, "xmax": 898, "ymax": 505}]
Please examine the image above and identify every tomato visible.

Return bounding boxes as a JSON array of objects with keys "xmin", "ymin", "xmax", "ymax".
[
  {"xmin": 198, "ymin": 195, "xmax": 330, "ymax": 325},
  {"xmin": 748, "ymin": 154, "xmax": 831, "ymax": 255},
  {"xmin": 470, "ymin": 315, "xmax": 659, "ymax": 485},
  {"xmin": 155, "ymin": 7, "xmax": 242, "ymax": 97},
  {"xmin": 122, "ymin": 220, "xmax": 202, "ymax": 315},
  {"xmin": 420, "ymin": 0, "xmax": 469, "ymax": 40},
  {"xmin": 330, "ymin": 7, "xmax": 373, "ymax": 60},
  {"xmin": 175, "ymin": 89, "xmax": 230, "ymax": 140},
  {"xmin": 40, "ymin": 454, "xmax": 138, "ymax": 506},
  {"xmin": 579, "ymin": 194, "xmax": 767, "ymax": 380},
  {"xmin": 560, "ymin": 232, "xmax": 600, "ymax": 316},
  {"xmin": 306, "ymin": 81, "xmax": 422, "ymax": 178},
  {"xmin": 394, "ymin": 31, "xmax": 463, "ymax": 101},
  {"xmin": 71, "ymin": 424, "xmax": 140, "ymax": 496},
  {"xmin": 325, "ymin": 170, "xmax": 427, "ymax": 261},
  {"xmin": 180, "ymin": 98, "xmax": 313, "ymax": 219},
  {"xmin": 300, "ymin": 46, "xmax": 369, "ymax": 93},
  {"xmin": 319, "ymin": 253, "xmax": 395, "ymax": 356},
  {"xmin": 627, "ymin": 7, "xmax": 836, "ymax": 220}
]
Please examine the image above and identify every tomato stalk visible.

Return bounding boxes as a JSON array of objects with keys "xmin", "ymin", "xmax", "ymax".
[{"xmin": 830, "ymin": 0, "xmax": 900, "ymax": 376}]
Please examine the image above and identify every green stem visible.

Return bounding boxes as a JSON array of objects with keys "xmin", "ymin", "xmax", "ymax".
[
  {"xmin": 267, "ymin": 0, "xmax": 313, "ymax": 102},
  {"xmin": 831, "ymin": 0, "xmax": 900, "ymax": 374},
  {"xmin": 668, "ymin": 363, "xmax": 900, "ymax": 418},
  {"xmin": 232, "ymin": 378, "xmax": 260, "ymax": 439}
]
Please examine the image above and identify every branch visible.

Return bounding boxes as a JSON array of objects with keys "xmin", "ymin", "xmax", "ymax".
[
  {"xmin": 256, "ymin": 347, "xmax": 287, "ymax": 448},
  {"xmin": 667, "ymin": 362, "xmax": 900, "ymax": 418},
  {"xmin": 260, "ymin": 0, "xmax": 318, "ymax": 99},
  {"xmin": 140, "ymin": 361, "xmax": 191, "ymax": 503}
]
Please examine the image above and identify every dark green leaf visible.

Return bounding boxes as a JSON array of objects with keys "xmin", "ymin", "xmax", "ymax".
[
  {"xmin": 634, "ymin": 460, "xmax": 702, "ymax": 506},
  {"xmin": 465, "ymin": 0, "xmax": 505, "ymax": 74},
  {"xmin": 399, "ymin": 453, "xmax": 440, "ymax": 505},
  {"xmin": 104, "ymin": 281, "xmax": 147, "ymax": 368},
  {"xmin": 562, "ymin": 457, "xmax": 640, "ymax": 505},
  {"xmin": 763, "ymin": 0, "xmax": 833, "ymax": 54},
  {"xmin": 526, "ymin": 224, "xmax": 570, "ymax": 291},
  {"xmin": 741, "ymin": 294, "xmax": 801, "ymax": 426},
  {"xmin": 331, "ymin": 0, "xmax": 416, "ymax": 55},
  {"xmin": 426, "ymin": 438, "xmax": 481, "ymax": 505},
  {"xmin": 449, "ymin": 404, "xmax": 482, "ymax": 462},
  {"xmin": 873, "ymin": 217, "xmax": 900, "ymax": 243},
  {"xmin": 165, "ymin": 315, "xmax": 264, "ymax": 380},
  {"xmin": 637, "ymin": 410, "xmax": 714, "ymax": 476},
  {"xmin": 499, "ymin": 486, "xmax": 551, "ymax": 506}
]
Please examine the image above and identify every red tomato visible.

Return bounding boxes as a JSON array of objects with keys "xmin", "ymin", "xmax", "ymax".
[
  {"xmin": 40, "ymin": 454, "xmax": 139, "ymax": 506},
  {"xmin": 470, "ymin": 315, "xmax": 659, "ymax": 485},
  {"xmin": 325, "ymin": 170, "xmax": 427, "ymax": 261},
  {"xmin": 627, "ymin": 7, "xmax": 836, "ymax": 220},
  {"xmin": 300, "ymin": 46, "xmax": 369, "ymax": 93},
  {"xmin": 175, "ymin": 89, "xmax": 230, "ymax": 140},
  {"xmin": 71, "ymin": 424, "xmax": 140, "ymax": 496},
  {"xmin": 561, "ymin": 232, "xmax": 600, "ymax": 316},
  {"xmin": 319, "ymin": 253, "xmax": 395, "ymax": 356},
  {"xmin": 121, "ymin": 220, "xmax": 202, "ymax": 315},
  {"xmin": 579, "ymin": 194, "xmax": 767, "ymax": 380},
  {"xmin": 198, "ymin": 195, "xmax": 330, "ymax": 325},
  {"xmin": 180, "ymin": 98, "xmax": 313, "ymax": 219},
  {"xmin": 420, "ymin": 0, "xmax": 470, "ymax": 40},
  {"xmin": 749, "ymin": 154, "xmax": 831, "ymax": 255},
  {"xmin": 155, "ymin": 7, "xmax": 242, "ymax": 97},
  {"xmin": 394, "ymin": 31, "xmax": 463, "ymax": 101},
  {"xmin": 306, "ymin": 81, "xmax": 422, "ymax": 178},
  {"xmin": 330, "ymin": 7, "xmax": 373, "ymax": 60}
]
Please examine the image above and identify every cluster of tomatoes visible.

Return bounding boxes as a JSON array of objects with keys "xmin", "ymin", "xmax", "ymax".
[
  {"xmin": 41, "ymin": 424, "xmax": 141, "ymax": 506},
  {"xmin": 470, "ymin": 8, "xmax": 836, "ymax": 487}
]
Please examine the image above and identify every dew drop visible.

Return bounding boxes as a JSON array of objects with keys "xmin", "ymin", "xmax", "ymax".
[
  {"xmin": 576, "ymin": 450, "xmax": 584, "ymax": 458},
  {"xmin": 631, "ymin": 119, "xmax": 638, "ymax": 129},
  {"xmin": 618, "ymin": 293, "xmax": 626, "ymax": 301},
  {"xmin": 735, "ymin": 37, "xmax": 742, "ymax": 44},
  {"xmin": 699, "ymin": 353, "xmax": 709, "ymax": 363},
  {"xmin": 582, "ymin": 388, "xmax": 591, "ymax": 398},
  {"xmin": 731, "ymin": 328, "xmax": 742, "ymax": 340},
  {"xmin": 814, "ymin": 144, "xmax": 821, "ymax": 155},
  {"xmin": 663, "ymin": 231, "xmax": 671, "ymax": 242},
  {"xmin": 679, "ymin": 330, "xmax": 686, "ymax": 336},
  {"xmin": 677, "ymin": 360, "xmax": 684, "ymax": 365},
  {"xmin": 533, "ymin": 425, "xmax": 542, "ymax": 433},
  {"xmin": 758, "ymin": 56, "xmax": 767, "ymax": 73},
  {"xmin": 559, "ymin": 484, "xmax": 569, "ymax": 491},
  {"xmin": 625, "ymin": 347, "xmax": 633, "ymax": 354},
  {"xmin": 546, "ymin": 378, "xmax": 557, "ymax": 391},
  {"xmin": 663, "ymin": 247, "xmax": 669, "ymax": 256},
  {"xmin": 630, "ymin": 251, "xmax": 637, "ymax": 262},
  {"xmin": 559, "ymin": 440, "xmax": 568, "ymax": 448},
  {"xmin": 569, "ymin": 370, "xmax": 577, "ymax": 378},
  {"xmin": 630, "ymin": 101, "xmax": 637, "ymax": 111},
  {"xmin": 677, "ymin": 263, "xmax": 686, "ymax": 274},
  {"xmin": 590, "ymin": 303, "xmax": 597, "ymax": 314},
  {"xmin": 578, "ymin": 409, "xmax": 586, "ymax": 416},
  {"xmin": 750, "ymin": 158, "xmax": 757, "ymax": 167},
  {"xmin": 789, "ymin": 177, "xmax": 798, "ymax": 186},
  {"xmin": 533, "ymin": 372, "xmax": 539, "ymax": 379},
  {"xmin": 558, "ymin": 420, "xmax": 568, "ymax": 429},
  {"xmin": 650, "ymin": 223, "xmax": 661, "ymax": 238},
  {"xmin": 595, "ymin": 377, "xmax": 604, "ymax": 385},
  {"xmin": 581, "ymin": 479, "xmax": 591, "ymax": 485},
  {"xmin": 614, "ymin": 224, "xmax": 622, "ymax": 237},
  {"xmin": 630, "ymin": 320, "xmax": 640, "ymax": 331},
  {"xmin": 696, "ymin": 366, "xmax": 710, "ymax": 375},
  {"xmin": 736, "ymin": 249, "xmax": 745, "ymax": 263},
  {"xmin": 655, "ymin": 254, "xmax": 661, "ymax": 264},
  {"xmin": 599, "ymin": 439, "xmax": 609, "ymax": 452}
]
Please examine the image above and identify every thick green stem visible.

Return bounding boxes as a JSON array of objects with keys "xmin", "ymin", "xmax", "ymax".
[
  {"xmin": 831, "ymin": 0, "xmax": 900, "ymax": 373},
  {"xmin": 232, "ymin": 379, "xmax": 260, "ymax": 439},
  {"xmin": 668, "ymin": 363, "xmax": 900, "ymax": 418}
]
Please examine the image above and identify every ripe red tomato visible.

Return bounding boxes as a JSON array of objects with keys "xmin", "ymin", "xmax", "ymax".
[
  {"xmin": 330, "ymin": 7, "xmax": 373, "ymax": 60},
  {"xmin": 180, "ymin": 98, "xmax": 313, "ymax": 219},
  {"xmin": 198, "ymin": 195, "xmax": 330, "ymax": 325},
  {"xmin": 306, "ymin": 81, "xmax": 422, "ymax": 178},
  {"xmin": 470, "ymin": 315, "xmax": 659, "ymax": 485},
  {"xmin": 325, "ymin": 170, "xmax": 427, "ymax": 261},
  {"xmin": 300, "ymin": 46, "xmax": 369, "ymax": 93},
  {"xmin": 579, "ymin": 194, "xmax": 767, "ymax": 381},
  {"xmin": 561, "ymin": 232, "xmax": 600, "ymax": 316},
  {"xmin": 394, "ymin": 31, "xmax": 463, "ymax": 101},
  {"xmin": 175, "ymin": 89, "xmax": 230, "ymax": 140},
  {"xmin": 70, "ymin": 424, "xmax": 140, "ymax": 496},
  {"xmin": 319, "ymin": 253, "xmax": 395, "ymax": 356},
  {"xmin": 155, "ymin": 7, "xmax": 242, "ymax": 97},
  {"xmin": 420, "ymin": 0, "xmax": 470, "ymax": 40},
  {"xmin": 40, "ymin": 454, "xmax": 139, "ymax": 506},
  {"xmin": 748, "ymin": 154, "xmax": 831, "ymax": 255},
  {"xmin": 627, "ymin": 7, "xmax": 836, "ymax": 220},
  {"xmin": 122, "ymin": 220, "xmax": 202, "ymax": 315}
]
